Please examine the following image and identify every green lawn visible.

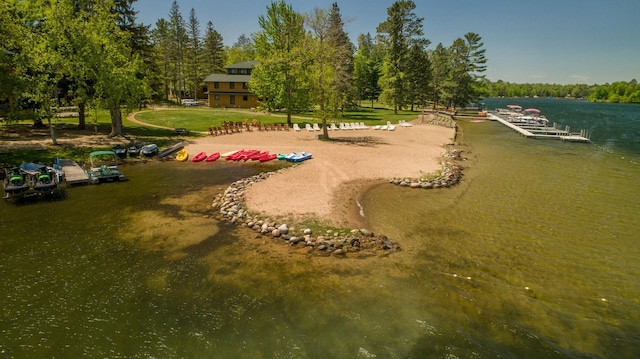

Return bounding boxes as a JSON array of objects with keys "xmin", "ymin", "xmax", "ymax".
[
  {"xmin": 133, "ymin": 105, "xmax": 423, "ymax": 132},
  {"xmin": 0, "ymin": 104, "xmax": 426, "ymax": 166}
]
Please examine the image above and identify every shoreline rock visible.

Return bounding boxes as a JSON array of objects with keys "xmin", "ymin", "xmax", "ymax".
[{"xmin": 211, "ymin": 167, "xmax": 401, "ymax": 257}]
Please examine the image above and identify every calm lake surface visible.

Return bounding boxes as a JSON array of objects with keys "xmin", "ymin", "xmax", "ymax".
[{"xmin": 1, "ymin": 98, "xmax": 639, "ymax": 358}]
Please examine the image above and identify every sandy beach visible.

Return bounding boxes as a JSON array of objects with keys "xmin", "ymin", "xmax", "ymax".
[{"xmin": 183, "ymin": 119, "xmax": 455, "ymax": 227}]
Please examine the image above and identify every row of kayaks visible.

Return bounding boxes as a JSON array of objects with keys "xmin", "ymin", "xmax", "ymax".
[
  {"xmin": 174, "ymin": 149, "xmax": 313, "ymax": 163},
  {"xmin": 175, "ymin": 150, "xmax": 221, "ymax": 163}
]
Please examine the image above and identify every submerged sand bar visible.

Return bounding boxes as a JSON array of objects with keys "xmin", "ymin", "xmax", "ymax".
[{"xmin": 184, "ymin": 120, "xmax": 455, "ymax": 226}]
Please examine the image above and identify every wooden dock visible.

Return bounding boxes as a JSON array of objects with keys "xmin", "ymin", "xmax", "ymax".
[
  {"xmin": 486, "ymin": 113, "xmax": 591, "ymax": 142},
  {"xmin": 58, "ymin": 159, "xmax": 90, "ymax": 185}
]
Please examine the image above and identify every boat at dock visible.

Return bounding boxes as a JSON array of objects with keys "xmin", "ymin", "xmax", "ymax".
[
  {"xmin": 85, "ymin": 151, "xmax": 126, "ymax": 184},
  {"xmin": 487, "ymin": 106, "xmax": 590, "ymax": 142},
  {"xmin": 3, "ymin": 163, "xmax": 63, "ymax": 201}
]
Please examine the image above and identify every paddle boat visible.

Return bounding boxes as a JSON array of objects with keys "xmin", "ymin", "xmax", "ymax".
[
  {"xmin": 205, "ymin": 152, "xmax": 221, "ymax": 162},
  {"xmin": 85, "ymin": 151, "xmax": 126, "ymax": 184},
  {"xmin": 192, "ymin": 151, "xmax": 207, "ymax": 162},
  {"xmin": 285, "ymin": 152, "xmax": 312, "ymax": 162},
  {"xmin": 175, "ymin": 149, "xmax": 189, "ymax": 162},
  {"xmin": 277, "ymin": 153, "xmax": 287, "ymax": 160}
]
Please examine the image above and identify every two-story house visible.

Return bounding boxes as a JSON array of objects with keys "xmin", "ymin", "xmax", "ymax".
[{"xmin": 203, "ymin": 60, "xmax": 260, "ymax": 109}]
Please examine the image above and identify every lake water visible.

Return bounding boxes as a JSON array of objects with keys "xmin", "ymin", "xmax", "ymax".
[{"xmin": 1, "ymin": 99, "xmax": 639, "ymax": 358}]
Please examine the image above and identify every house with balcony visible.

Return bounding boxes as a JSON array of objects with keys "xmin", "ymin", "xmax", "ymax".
[{"xmin": 203, "ymin": 60, "xmax": 260, "ymax": 109}]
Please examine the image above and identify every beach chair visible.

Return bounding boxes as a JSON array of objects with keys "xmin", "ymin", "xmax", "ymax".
[
  {"xmin": 293, "ymin": 123, "xmax": 301, "ymax": 131},
  {"xmin": 372, "ymin": 125, "xmax": 381, "ymax": 130},
  {"xmin": 270, "ymin": 123, "xmax": 276, "ymax": 131},
  {"xmin": 284, "ymin": 123, "xmax": 290, "ymax": 131},
  {"xmin": 305, "ymin": 124, "xmax": 313, "ymax": 131},
  {"xmin": 276, "ymin": 123, "xmax": 283, "ymax": 131},
  {"xmin": 387, "ymin": 121, "xmax": 396, "ymax": 131},
  {"xmin": 350, "ymin": 122, "xmax": 358, "ymax": 130},
  {"xmin": 359, "ymin": 122, "xmax": 369, "ymax": 129},
  {"xmin": 330, "ymin": 123, "xmax": 338, "ymax": 131},
  {"xmin": 313, "ymin": 123, "xmax": 321, "ymax": 131}
]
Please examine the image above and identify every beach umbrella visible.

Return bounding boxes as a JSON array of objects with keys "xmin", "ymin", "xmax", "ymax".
[{"xmin": 525, "ymin": 108, "xmax": 540, "ymax": 113}]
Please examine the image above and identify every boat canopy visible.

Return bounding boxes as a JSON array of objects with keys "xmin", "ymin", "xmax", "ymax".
[
  {"xmin": 507, "ymin": 105, "xmax": 522, "ymax": 110},
  {"xmin": 525, "ymin": 108, "xmax": 540, "ymax": 113}
]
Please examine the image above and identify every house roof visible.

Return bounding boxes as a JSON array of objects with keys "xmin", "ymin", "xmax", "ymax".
[
  {"xmin": 203, "ymin": 60, "xmax": 259, "ymax": 83},
  {"xmin": 203, "ymin": 74, "xmax": 252, "ymax": 83}
]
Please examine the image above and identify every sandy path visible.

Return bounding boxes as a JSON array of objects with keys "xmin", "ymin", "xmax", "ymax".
[{"xmin": 183, "ymin": 121, "xmax": 455, "ymax": 226}]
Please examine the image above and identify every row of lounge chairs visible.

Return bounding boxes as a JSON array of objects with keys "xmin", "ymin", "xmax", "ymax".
[
  {"xmin": 209, "ymin": 119, "xmax": 412, "ymax": 136},
  {"xmin": 293, "ymin": 122, "xmax": 371, "ymax": 132}
]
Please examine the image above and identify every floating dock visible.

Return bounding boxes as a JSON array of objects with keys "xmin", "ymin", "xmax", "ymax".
[
  {"xmin": 486, "ymin": 113, "xmax": 591, "ymax": 142},
  {"xmin": 58, "ymin": 159, "xmax": 90, "ymax": 185}
]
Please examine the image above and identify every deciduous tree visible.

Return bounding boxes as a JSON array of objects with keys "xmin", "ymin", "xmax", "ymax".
[{"xmin": 251, "ymin": 0, "xmax": 307, "ymax": 125}]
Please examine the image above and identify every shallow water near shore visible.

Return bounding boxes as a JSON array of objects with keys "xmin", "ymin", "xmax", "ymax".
[{"xmin": 1, "ymin": 99, "xmax": 639, "ymax": 357}]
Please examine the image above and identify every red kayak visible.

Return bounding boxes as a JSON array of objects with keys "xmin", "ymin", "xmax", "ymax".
[
  {"xmin": 240, "ymin": 149, "xmax": 260, "ymax": 161},
  {"xmin": 192, "ymin": 151, "xmax": 207, "ymax": 162},
  {"xmin": 225, "ymin": 150, "xmax": 243, "ymax": 161},
  {"xmin": 205, "ymin": 152, "xmax": 220, "ymax": 162},
  {"xmin": 250, "ymin": 151, "xmax": 269, "ymax": 161},
  {"xmin": 259, "ymin": 153, "xmax": 277, "ymax": 162}
]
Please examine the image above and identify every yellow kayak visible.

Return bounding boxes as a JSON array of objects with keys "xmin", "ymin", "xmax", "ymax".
[{"xmin": 175, "ymin": 149, "xmax": 189, "ymax": 162}]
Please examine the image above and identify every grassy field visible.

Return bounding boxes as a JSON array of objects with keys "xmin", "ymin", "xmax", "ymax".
[{"xmin": 133, "ymin": 105, "xmax": 423, "ymax": 132}]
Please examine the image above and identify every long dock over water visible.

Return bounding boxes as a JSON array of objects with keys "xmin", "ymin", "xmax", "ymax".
[{"xmin": 486, "ymin": 113, "xmax": 591, "ymax": 142}]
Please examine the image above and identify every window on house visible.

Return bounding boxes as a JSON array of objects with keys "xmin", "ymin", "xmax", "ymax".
[
  {"xmin": 230, "ymin": 95, "xmax": 235, "ymax": 105},
  {"xmin": 238, "ymin": 69, "xmax": 244, "ymax": 74},
  {"xmin": 214, "ymin": 82, "xmax": 219, "ymax": 89},
  {"xmin": 247, "ymin": 69, "xmax": 251, "ymax": 75},
  {"xmin": 243, "ymin": 82, "xmax": 248, "ymax": 89},
  {"xmin": 243, "ymin": 96, "xmax": 248, "ymax": 101},
  {"xmin": 214, "ymin": 95, "xmax": 220, "ymax": 100},
  {"xmin": 229, "ymin": 82, "xmax": 235, "ymax": 89},
  {"xmin": 229, "ymin": 69, "xmax": 236, "ymax": 74}
]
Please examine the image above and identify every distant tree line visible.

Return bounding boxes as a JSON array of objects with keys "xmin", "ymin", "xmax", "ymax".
[
  {"xmin": 1, "ymin": 0, "xmax": 489, "ymax": 139},
  {"xmin": 482, "ymin": 80, "xmax": 640, "ymax": 103}
]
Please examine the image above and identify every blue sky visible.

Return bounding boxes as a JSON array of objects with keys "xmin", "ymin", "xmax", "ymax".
[{"xmin": 133, "ymin": 0, "xmax": 640, "ymax": 85}]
